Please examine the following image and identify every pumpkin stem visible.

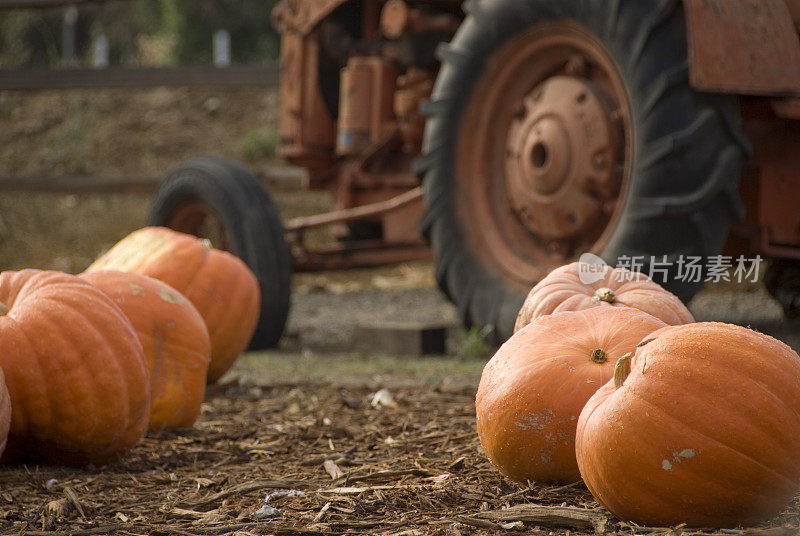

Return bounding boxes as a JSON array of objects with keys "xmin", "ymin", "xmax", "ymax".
[
  {"xmin": 613, "ymin": 353, "xmax": 632, "ymax": 389},
  {"xmin": 590, "ymin": 348, "xmax": 608, "ymax": 364},
  {"xmin": 593, "ymin": 287, "xmax": 616, "ymax": 304},
  {"xmin": 0, "ymin": 302, "xmax": 8, "ymax": 317}
]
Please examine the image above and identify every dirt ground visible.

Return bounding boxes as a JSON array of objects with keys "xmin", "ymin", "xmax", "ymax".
[
  {"xmin": 2, "ymin": 88, "xmax": 800, "ymax": 535},
  {"xmin": 2, "ymin": 357, "xmax": 800, "ymax": 536}
]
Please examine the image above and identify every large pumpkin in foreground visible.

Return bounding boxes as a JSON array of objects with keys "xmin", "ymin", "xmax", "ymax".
[
  {"xmin": 86, "ymin": 227, "xmax": 261, "ymax": 383},
  {"xmin": 82, "ymin": 271, "xmax": 211, "ymax": 430},
  {"xmin": 576, "ymin": 322, "xmax": 800, "ymax": 527},
  {"xmin": 476, "ymin": 307, "xmax": 667, "ymax": 483},
  {"xmin": 514, "ymin": 262, "xmax": 693, "ymax": 332},
  {"xmin": 0, "ymin": 270, "xmax": 149, "ymax": 466},
  {"xmin": 0, "ymin": 366, "xmax": 10, "ymax": 458}
]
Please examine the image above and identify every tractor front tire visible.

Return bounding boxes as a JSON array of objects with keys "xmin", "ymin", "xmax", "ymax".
[{"xmin": 149, "ymin": 156, "xmax": 291, "ymax": 350}]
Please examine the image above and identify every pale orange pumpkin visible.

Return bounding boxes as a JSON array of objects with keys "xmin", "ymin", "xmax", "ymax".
[
  {"xmin": 0, "ymin": 270, "xmax": 149, "ymax": 466},
  {"xmin": 82, "ymin": 270, "xmax": 211, "ymax": 430},
  {"xmin": 576, "ymin": 322, "xmax": 800, "ymax": 527},
  {"xmin": 85, "ymin": 227, "xmax": 260, "ymax": 383},
  {"xmin": 476, "ymin": 307, "xmax": 667, "ymax": 483},
  {"xmin": 515, "ymin": 262, "xmax": 693, "ymax": 332}
]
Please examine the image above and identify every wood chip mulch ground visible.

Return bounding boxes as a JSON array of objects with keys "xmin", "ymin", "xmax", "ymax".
[{"xmin": 1, "ymin": 377, "xmax": 799, "ymax": 536}]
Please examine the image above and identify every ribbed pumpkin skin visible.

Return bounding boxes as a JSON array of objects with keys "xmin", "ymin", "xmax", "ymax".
[
  {"xmin": 86, "ymin": 227, "xmax": 261, "ymax": 383},
  {"xmin": 0, "ymin": 270, "xmax": 149, "ymax": 466},
  {"xmin": 0, "ymin": 367, "xmax": 11, "ymax": 458},
  {"xmin": 476, "ymin": 307, "xmax": 667, "ymax": 483},
  {"xmin": 82, "ymin": 271, "xmax": 211, "ymax": 430},
  {"xmin": 515, "ymin": 262, "xmax": 693, "ymax": 331},
  {"xmin": 576, "ymin": 322, "xmax": 800, "ymax": 527}
]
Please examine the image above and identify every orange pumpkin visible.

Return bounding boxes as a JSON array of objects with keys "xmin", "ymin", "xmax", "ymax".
[
  {"xmin": 86, "ymin": 227, "xmax": 261, "ymax": 383},
  {"xmin": 0, "ymin": 366, "xmax": 10, "ymax": 458},
  {"xmin": 514, "ymin": 262, "xmax": 693, "ymax": 331},
  {"xmin": 475, "ymin": 307, "xmax": 667, "ymax": 483},
  {"xmin": 0, "ymin": 270, "xmax": 149, "ymax": 466},
  {"xmin": 82, "ymin": 271, "xmax": 211, "ymax": 430},
  {"xmin": 576, "ymin": 322, "xmax": 800, "ymax": 527}
]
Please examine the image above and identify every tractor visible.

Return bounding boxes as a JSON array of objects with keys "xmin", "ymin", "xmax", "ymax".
[{"xmin": 149, "ymin": 0, "xmax": 800, "ymax": 348}]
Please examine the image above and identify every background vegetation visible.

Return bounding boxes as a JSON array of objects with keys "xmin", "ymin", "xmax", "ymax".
[{"xmin": 0, "ymin": 0, "xmax": 282, "ymax": 68}]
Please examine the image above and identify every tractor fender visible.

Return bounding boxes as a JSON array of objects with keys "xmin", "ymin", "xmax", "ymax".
[
  {"xmin": 270, "ymin": 0, "xmax": 800, "ymax": 93},
  {"xmin": 787, "ymin": 0, "xmax": 800, "ymax": 26},
  {"xmin": 271, "ymin": 0, "xmax": 351, "ymax": 35},
  {"xmin": 683, "ymin": 0, "xmax": 800, "ymax": 95}
]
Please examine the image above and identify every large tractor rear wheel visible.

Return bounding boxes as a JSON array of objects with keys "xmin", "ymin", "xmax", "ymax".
[
  {"xmin": 417, "ymin": 0, "xmax": 749, "ymax": 343},
  {"xmin": 148, "ymin": 156, "xmax": 291, "ymax": 350}
]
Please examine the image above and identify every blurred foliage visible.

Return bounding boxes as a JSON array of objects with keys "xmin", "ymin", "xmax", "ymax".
[
  {"xmin": 0, "ymin": 0, "xmax": 282, "ymax": 68},
  {"xmin": 133, "ymin": 0, "xmax": 281, "ymax": 64},
  {"xmin": 239, "ymin": 126, "xmax": 280, "ymax": 161},
  {"xmin": 455, "ymin": 325, "xmax": 495, "ymax": 360},
  {"xmin": 0, "ymin": 10, "xmax": 62, "ymax": 67}
]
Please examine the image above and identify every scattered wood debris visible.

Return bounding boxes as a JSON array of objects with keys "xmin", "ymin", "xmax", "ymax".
[
  {"xmin": 322, "ymin": 459, "xmax": 344, "ymax": 480},
  {"xmin": 1, "ymin": 379, "xmax": 798, "ymax": 535},
  {"xmin": 471, "ymin": 503, "xmax": 608, "ymax": 533}
]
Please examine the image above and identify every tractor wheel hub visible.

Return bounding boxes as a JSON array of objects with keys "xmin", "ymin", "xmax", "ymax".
[{"xmin": 505, "ymin": 76, "xmax": 621, "ymax": 241}]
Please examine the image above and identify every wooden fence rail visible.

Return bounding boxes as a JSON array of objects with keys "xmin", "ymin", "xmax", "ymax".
[
  {"xmin": 0, "ymin": 174, "xmax": 161, "ymax": 193},
  {"xmin": 0, "ymin": 0, "xmax": 133, "ymax": 9},
  {"xmin": 0, "ymin": 64, "xmax": 280, "ymax": 91},
  {"xmin": 0, "ymin": 168, "xmax": 305, "ymax": 194}
]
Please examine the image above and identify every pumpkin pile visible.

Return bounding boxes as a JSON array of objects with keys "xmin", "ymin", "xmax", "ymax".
[
  {"xmin": 0, "ymin": 227, "xmax": 261, "ymax": 466},
  {"xmin": 514, "ymin": 262, "xmax": 694, "ymax": 330},
  {"xmin": 477, "ymin": 306, "xmax": 667, "ymax": 483},
  {"xmin": 577, "ymin": 322, "xmax": 800, "ymax": 527},
  {"xmin": 477, "ymin": 261, "xmax": 800, "ymax": 528},
  {"xmin": 81, "ymin": 270, "xmax": 211, "ymax": 430},
  {"xmin": 85, "ymin": 226, "xmax": 261, "ymax": 383},
  {"xmin": 0, "ymin": 270, "xmax": 150, "ymax": 466}
]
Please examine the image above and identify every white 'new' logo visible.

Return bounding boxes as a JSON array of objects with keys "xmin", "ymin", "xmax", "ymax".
[{"xmin": 577, "ymin": 253, "xmax": 609, "ymax": 285}]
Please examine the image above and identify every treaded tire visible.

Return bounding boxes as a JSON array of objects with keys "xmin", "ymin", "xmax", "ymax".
[
  {"xmin": 417, "ymin": 0, "xmax": 750, "ymax": 343},
  {"xmin": 765, "ymin": 259, "xmax": 800, "ymax": 319},
  {"xmin": 149, "ymin": 155, "xmax": 291, "ymax": 350}
]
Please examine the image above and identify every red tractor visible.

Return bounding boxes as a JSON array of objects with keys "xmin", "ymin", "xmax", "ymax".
[{"xmin": 150, "ymin": 0, "xmax": 800, "ymax": 347}]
